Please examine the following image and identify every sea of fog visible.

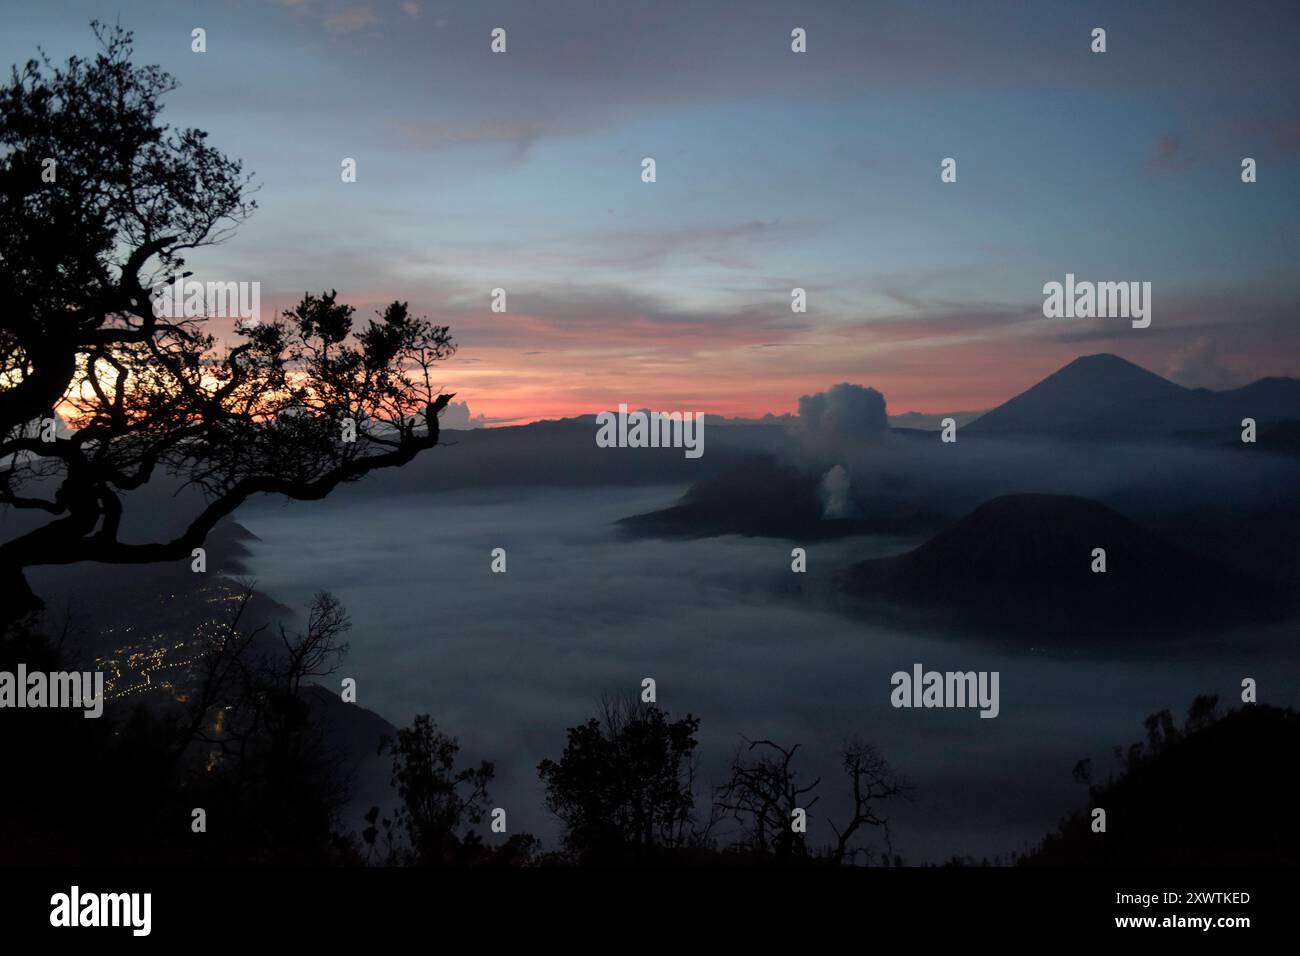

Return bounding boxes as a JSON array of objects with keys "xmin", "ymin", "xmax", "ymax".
[{"xmin": 237, "ymin": 485, "xmax": 1300, "ymax": 864}]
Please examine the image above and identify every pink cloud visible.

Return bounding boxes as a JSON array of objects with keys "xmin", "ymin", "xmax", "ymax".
[{"xmin": 324, "ymin": 6, "xmax": 380, "ymax": 34}]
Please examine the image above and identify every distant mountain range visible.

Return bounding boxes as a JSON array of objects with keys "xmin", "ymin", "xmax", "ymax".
[
  {"xmin": 492, "ymin": 353, "xmax": 1300, "ymax": 446},
  {"xmin": 846, "ymin": 494, "xmax": 1295, "ymax": 638},
  {"xmin": 675, "ymin": 410, "xmax": 987, "ymax": 430},
  {"xmin": 966, "ymin": 353, "xmax": 1300, "ymax": 441}
]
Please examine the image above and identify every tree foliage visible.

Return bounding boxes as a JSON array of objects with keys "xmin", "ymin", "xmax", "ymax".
[
  {"xmin": 0, "ymin": 24, "xmax": 456, "ymax": 621},
  {"xmin": 538, "ymin": 698, "xmax": 701, "ymax": 861}
]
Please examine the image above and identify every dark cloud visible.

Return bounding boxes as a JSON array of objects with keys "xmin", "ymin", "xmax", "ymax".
[
  {"xmin": 447, "ymin": 283, "xmax": 809, "ymax": 350},
  {"xmin": 271, "ymin": 1, "xmax": 1300, "ymax": 155},
  {"xmin": 389, "ymin": 117, "xmax": 544, "ymax": 161},
  {"xmin": 797, "ymin": 383, "xmax": 890, "ymax": 442}
]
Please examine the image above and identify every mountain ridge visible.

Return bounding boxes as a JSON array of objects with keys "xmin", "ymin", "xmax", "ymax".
[
  {"xmin": 966, "ymin": 354, "xmax": 1300, "ymax": 440},
  {"xmin": 845, "ymin": 493, "xmax": 1295, "ymax": 638}
]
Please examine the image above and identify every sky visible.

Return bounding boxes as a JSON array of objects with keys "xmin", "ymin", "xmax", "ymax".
[{"xmin": 3, "ymin": 0, "xmax": 1299, "ymax": 423}]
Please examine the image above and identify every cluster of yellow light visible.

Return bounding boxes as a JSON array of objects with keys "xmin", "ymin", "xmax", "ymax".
[{"xmin": 95, "ymin": 614, "xmax": 231, "ymax": 701}]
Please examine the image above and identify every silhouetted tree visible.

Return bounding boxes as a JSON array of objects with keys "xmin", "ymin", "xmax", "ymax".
[
  {"xmin": 177, "ymin": 590, "xmax": 356, "ymax": 862},
  {"xmin": 1024, "ymin": 695, "xmax": 1300, "ymax": 866},
  {"xmin": 827, "ymin": 738, "xmax": 911, "ymax": 864},
  {"xmin": 715, "ymin": 736, "xmax": 909, "ymax": 865},
  {"xmin": 714, "ymin": 738, "xmax": 819, "ymax": 860},
  {"xmin": 375, "ymin": 715, "xmax": 497, "ymax": 865},
  {"xmin": 0, "ymin": 23, "xmax": 456, "ymax": 624},
  {"xmin": 538, "ymin": 698, "xmax": 701, "ymax": 862}
]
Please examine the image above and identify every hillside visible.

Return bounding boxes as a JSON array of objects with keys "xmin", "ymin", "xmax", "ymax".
[
  {"xmin": 846, "ymin": 494, "xmax": 1294, "ymax": 636},
  {"xmin": 1024, "ymin": 702, "xmax": 1300, "ymax": 865}
]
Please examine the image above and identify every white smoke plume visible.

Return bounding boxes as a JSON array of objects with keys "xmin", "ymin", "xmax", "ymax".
[{"xmin": 818, "ymin": 464, "xmax": 855, "ymax": 518}]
